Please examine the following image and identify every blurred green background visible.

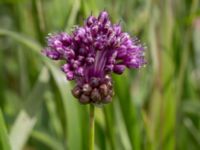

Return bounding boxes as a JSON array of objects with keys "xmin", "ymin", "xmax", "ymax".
[{"xmin": 0, "ymin": 0, "xmax": 200, "ymax": 150}]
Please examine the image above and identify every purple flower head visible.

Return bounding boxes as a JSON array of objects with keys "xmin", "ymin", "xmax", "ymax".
[{"xmin": 43, "ymin": 11, "xmax": 146, "ymax": 104}]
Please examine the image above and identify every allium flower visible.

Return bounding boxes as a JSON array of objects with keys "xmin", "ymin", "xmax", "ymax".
[{"xmin": 43, "ymin": 11, "xmax": 146, "ymax": 104}]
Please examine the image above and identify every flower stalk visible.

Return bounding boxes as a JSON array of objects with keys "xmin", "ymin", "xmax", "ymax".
[{"xmin": 89, "ymin": 104, "xmax": 95, "ymax": 150}]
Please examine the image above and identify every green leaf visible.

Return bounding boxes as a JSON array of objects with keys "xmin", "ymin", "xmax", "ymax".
[
  {"xmin": 0, "ymin": 29, "xmax": 41, "ymax": 54},
  {"xmin": 113, "ymin": 73, "xmax": 140, "ymax": 150},
  {"xmin": 47, "ymin": 61, "xmax": 83, "ymax": 150},
  {"xmin": 184, "ymin": 118, "xmax": 200, "ymax": 146},
  {"xmin": 9, "ymin": 67, "xmax": 49, "ymax": 150},
  {"xmin": 0, "ymin": 109, "xmax": 11, "ymax": 150},
  {"xmin": 65, "ymin": 0, "xmax": 80, "ymax": 31},
  {"xmin": 31, "ymin": 130, "xmax": 64, "ymax": 150}
]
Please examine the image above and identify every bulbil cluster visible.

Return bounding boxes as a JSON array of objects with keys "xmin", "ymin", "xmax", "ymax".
[
  {"xmin": 43, "ymin": 11, "xmax": 145, "ymax": 104},
  {"xmin": 72, "ymin": 75, "xmax": 114, "ymax": 104}
]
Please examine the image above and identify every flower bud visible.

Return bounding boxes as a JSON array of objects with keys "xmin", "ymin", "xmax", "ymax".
[
  {"xmin": 91, "ymin": 88, "xmax": 101, "ymax": 102},
  {"xmin": 79, "ymin": 94, "xmax": 90, "ymax": 104},
  {"xmin": 82, "ymin": 84, "xmax": 92, "ymax": 95},
  {"xmin": 72, "ymin": 86, "xmax": 81, "ymax": 98},
  {"xmin": 99, "ymin": 84, "xmax": 108, "ymax": 96},
  {"xmin": 98, "ymin": 11, "xmax": 109, "ymax": 24}
]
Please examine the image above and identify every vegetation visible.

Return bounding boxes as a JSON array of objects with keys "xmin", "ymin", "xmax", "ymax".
[{"xmin": 0, "ymin": 0, "xmax": 200, "ymax": 150}]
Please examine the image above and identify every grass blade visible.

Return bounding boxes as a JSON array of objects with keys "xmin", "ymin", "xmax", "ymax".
[
  {"xmin": 9, "ymin": 67, "xmax": 49, "ymax": 150},
  {"xmin": 0, "ymin": 109, "xmax": 11, "ymax": 150}
]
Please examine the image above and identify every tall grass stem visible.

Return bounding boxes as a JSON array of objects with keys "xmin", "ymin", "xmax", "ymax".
[{"xmin": 89, "ymin": 104, "xmax": 95, "ymax": 150}]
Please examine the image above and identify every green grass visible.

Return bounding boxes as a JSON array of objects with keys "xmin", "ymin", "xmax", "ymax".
[{"xmin": 0, "ymin": 0, "xmax": 200, "ymax": 150}]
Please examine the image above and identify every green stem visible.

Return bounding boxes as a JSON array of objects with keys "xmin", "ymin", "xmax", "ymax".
[{"xmin": 89, "ymin": 104, "xmax": 95, "ymax": 150}]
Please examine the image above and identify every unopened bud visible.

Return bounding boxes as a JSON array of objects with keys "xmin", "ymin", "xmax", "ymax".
[
  {"xmin": 91, "ymin": 88, "xmax": 101, "ymax": 102},
  {"xmin": 82, "ymin": 84, "xmax": 92, "ymax": 95},
  {"xmin": 72, "ymin": 86, "xmax": 81, "ymax": 98},
  {"xmin": 90, "ymin": 77, "xmax": 100, "ymax": 87},
  {"xmin": 99, "ymin": 84, "xmax": 108, "ymax": 96},
  {"xmin": 79, "ymin": 94, "xmax": 90, "ymax": 104}
]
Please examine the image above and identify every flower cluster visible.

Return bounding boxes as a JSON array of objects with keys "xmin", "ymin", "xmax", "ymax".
[{"xmin": 43, "ymin": 11, "xmax": 146, "ymax": 104}]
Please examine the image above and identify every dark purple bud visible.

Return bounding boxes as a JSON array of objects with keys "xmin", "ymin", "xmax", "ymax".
[
  {"xmin": 91, "ymin": 25, "xmax": 99, "ymax": 36},
  {"xmin": 61, "ymin": 64, "xmax": 70, "ymax": 73},
  {"xmin": 61, "ymin": 33, "xmax": 72, "ymax": 46},
  {"xmin": 86, "ymin": 16, "xmax": 97, "ymax": 27},
  {"xmin": 102, "ymin": 22, "xmax": 111, "ymax": 33},
  {"xmin": 76, "ymin": 67, "xmax": 84, "ymax": 76},
  {"xmin": 82, "ymin": 84, "xmax": 92, "ymax": 95},
  {"xmin": 72, "ymin": 86, "xmax": 81, "ymax": 98},
  {"xmin": 63, "ymin": 48, "xmax": 75, "ymax": 58},
  {"xmin": 47, "ymin": 33, "xmax": 64, "ymax": 49},
  {"xmin": 66, "ymin": 72, "xmax": 74, "ymax": 80},
  {"xmin": 105, "ymin": 64, "xmax": 114, "ymax": 72},
  {"xmin": 113, "ymin": 24, "xmax": 122, "ymax": 35},
  {"xmin": 113, "ymin": 65, "xmax": 126, "ymax": 74},
  {"xmin": 43, "ymin": 49, "xmax": 61, "ymax": 60},
  {"xmin": 99, "ymin": 84, "xmax": 108, "ymax": 96},
  {"xmin": 125, "ymin": 58, "xmax": 140, "ymax": 68},
  {"xmin": 98, "ymin": 11, "xmax": 109, "ymax": 24},
  {"xmin": 53, "ymin": 39, "xmax": 62, "ymax": 47},
  {"xmin": 91, "ymin": 88, "xmax": 101, "ymax": 102},
  {"xmin": 124, "ymin": 40, "xmax": 133, "ymax": 47},
  {"xmin": 72, "ymin": 60, "xmax": 80, "ymax": 69},
  {"xmin": 55, "ymin": 47, "xmax": 64, "ymax": 54},
  {"xmin": 116, "ymin": 46, "xmax": 127, "ymax": 58},
  {"xmin": 108, "ymin": 32, "xmax": 116, "ymax": 45},
  {"xmin": 90, "ymin": 77, "xmax": 100, "ymax": 87},
  {"xmin": 120, "ymin": 32, "xmax": 130, "ymax": 44},
  {"xmin": 94, "ymin": 41, "xmax": 104, "ymax": 50},
  {"xmin": 79, "ymin": 94, "xmax": 90, "ymax": 104},
  {"xmin": 74, "ymin": 27, "xmax": 86, "ymax": 41}
]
